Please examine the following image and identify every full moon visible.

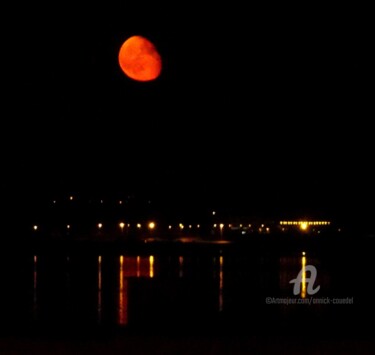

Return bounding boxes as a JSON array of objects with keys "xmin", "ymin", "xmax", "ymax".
[{"xmin": 118, "ymin": 35, "xmax": 162, "ymax": 82}]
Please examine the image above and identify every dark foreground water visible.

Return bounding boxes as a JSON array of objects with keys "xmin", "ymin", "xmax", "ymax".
[{"xmin": 1, "ymin": 234, "xmax": 375, "ymax": 354}]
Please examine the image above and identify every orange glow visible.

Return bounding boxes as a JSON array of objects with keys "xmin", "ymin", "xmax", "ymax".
[
  {"xmin": 118, "ymin": 256, "xmax": 128, "ymax": 325},
  {"xmin": 219, "ymin": 256, "xmax": 224, "ymax": 311},
  {"xmin": 149, "ymin": 255, "xmax": 154, "ymax": 278},
  {"xmin": 301, "ymin": 255, "xmax": 306, "ymax": 298},
  {"xmin": 148, "ymin": 222, "xmax": 155, "ymax": 230},
  {"xmin": 118, "ymin": 35, "xmax": 162, "ymax": 82}
]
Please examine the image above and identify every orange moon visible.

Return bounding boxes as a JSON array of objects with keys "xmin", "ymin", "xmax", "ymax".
[{"xmin": 118, "ymin": 35, "xmax": 162, "ymax": 82}]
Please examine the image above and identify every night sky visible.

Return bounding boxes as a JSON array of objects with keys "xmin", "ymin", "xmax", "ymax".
[{"xmin": 2, "ymin": 3, "xmax": 373, "ymax": 225}]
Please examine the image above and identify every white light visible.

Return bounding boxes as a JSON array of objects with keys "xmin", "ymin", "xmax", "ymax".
[
  {"xmin": 98, "ymin": 223, "xmax": 103, "ymax": 229},
  {"xmin": 33, "ymin": 225, "xmax": 38, "ymax": 231},
  {"xmin": 148, "ymin": 222, "xmax": 155, "ymax": 230}
]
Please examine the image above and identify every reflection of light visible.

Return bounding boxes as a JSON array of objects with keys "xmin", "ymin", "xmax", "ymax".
[
  {"xmin": 179, "ymin": 256, "xmax": 184, "ymax": 278},
  {"xmin": 148, "ymin": 222, "xmax": 155, "ymax": 230},
  {"xmin": 219, "ymin": 256, "xmax": 224, "ymax": 311},
  {"xmin": 98, "ymin": 255, "xmax": 102, "ymax": 290},
  {"xmin": 149, "ymin": 255, "xmax": 154, "ymax": 278},
  {"xmin": 98, "ymin": 255, "xmax": 102, "ymax": 323},
  {"xmin": 33, "ymin": 255, "xmax": 38, "ymax": 319},
  {"xmin": 301, "ymin": 255, "xmax": 306, "ymax": 298},
  {"xmin": 118, "ymin": 255, "xmax": 128, "ymax": 325},
  {"xmin": 137, "ymin": 256, "xmax": 141, "ymax": 277}
]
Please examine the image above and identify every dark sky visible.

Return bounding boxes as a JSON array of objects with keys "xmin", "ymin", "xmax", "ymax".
[{"xmin": 2, "ymin": 3, "xmax": 373, "ymax": 222}]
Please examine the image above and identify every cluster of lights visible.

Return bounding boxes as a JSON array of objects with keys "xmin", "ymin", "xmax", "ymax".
[
  {"xmin": 32, "ymin": 220, "xmax": 333, "ymax": 233},
  {"xmin": 173, "ymin": 224, "xmax": 201, "ymax": 230},
  {"xmin": 280, "ymin": 220, "xmax": 331, "ymax": 232},
  {"xmin": 32, "ymin": 222, "xmax": 157, "ymax": 231},
  {"xmin": 31, "ymin": 222, "xmax": 258, "ymax": 232},
  {"xmin": 52, "ymin": 196, "xmax": 130, "ymax": 205},
  {"xmin": 279, "ymin": 221, "xmax": 331, "ymax": 226}
]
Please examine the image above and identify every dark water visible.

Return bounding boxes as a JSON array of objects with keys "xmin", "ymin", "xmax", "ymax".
[{"xmin": 1, "ymin": 235, "xmax": 374, "ymax": 353}]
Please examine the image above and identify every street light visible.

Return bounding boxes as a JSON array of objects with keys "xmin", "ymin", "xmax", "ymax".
[{"xmin": 148, "ymin": 222, "xmax": 155, "ymax": 230}]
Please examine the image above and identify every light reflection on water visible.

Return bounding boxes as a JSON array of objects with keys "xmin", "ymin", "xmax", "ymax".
[
  {"xmin": 97, "ymin": 255, "xmax": 102, "ymax": 324},
  {"xmin": 0, "ymin": 247, "xmax": 362, "ymax": 333},
  {"xmin": 219, "ymin": 255, "xmax": 224, "ymax": 312},
  {"xmin": 301, "ymin": 254, "xmax": 307, "ymax": 299},
  {"xmin": 118, "ymin": 255, "xmax": 127, "ymax": 325},
  {"xmin": 33, "ymin": 255, "xmax": 37, "ymax": 320},
  {"xmin": 117, "ymin": 255, "xmax": 156, "ymax": 326},
  {"xmin": 178, "ymin": 256, "xmax": 184, "ymax": 278}
]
